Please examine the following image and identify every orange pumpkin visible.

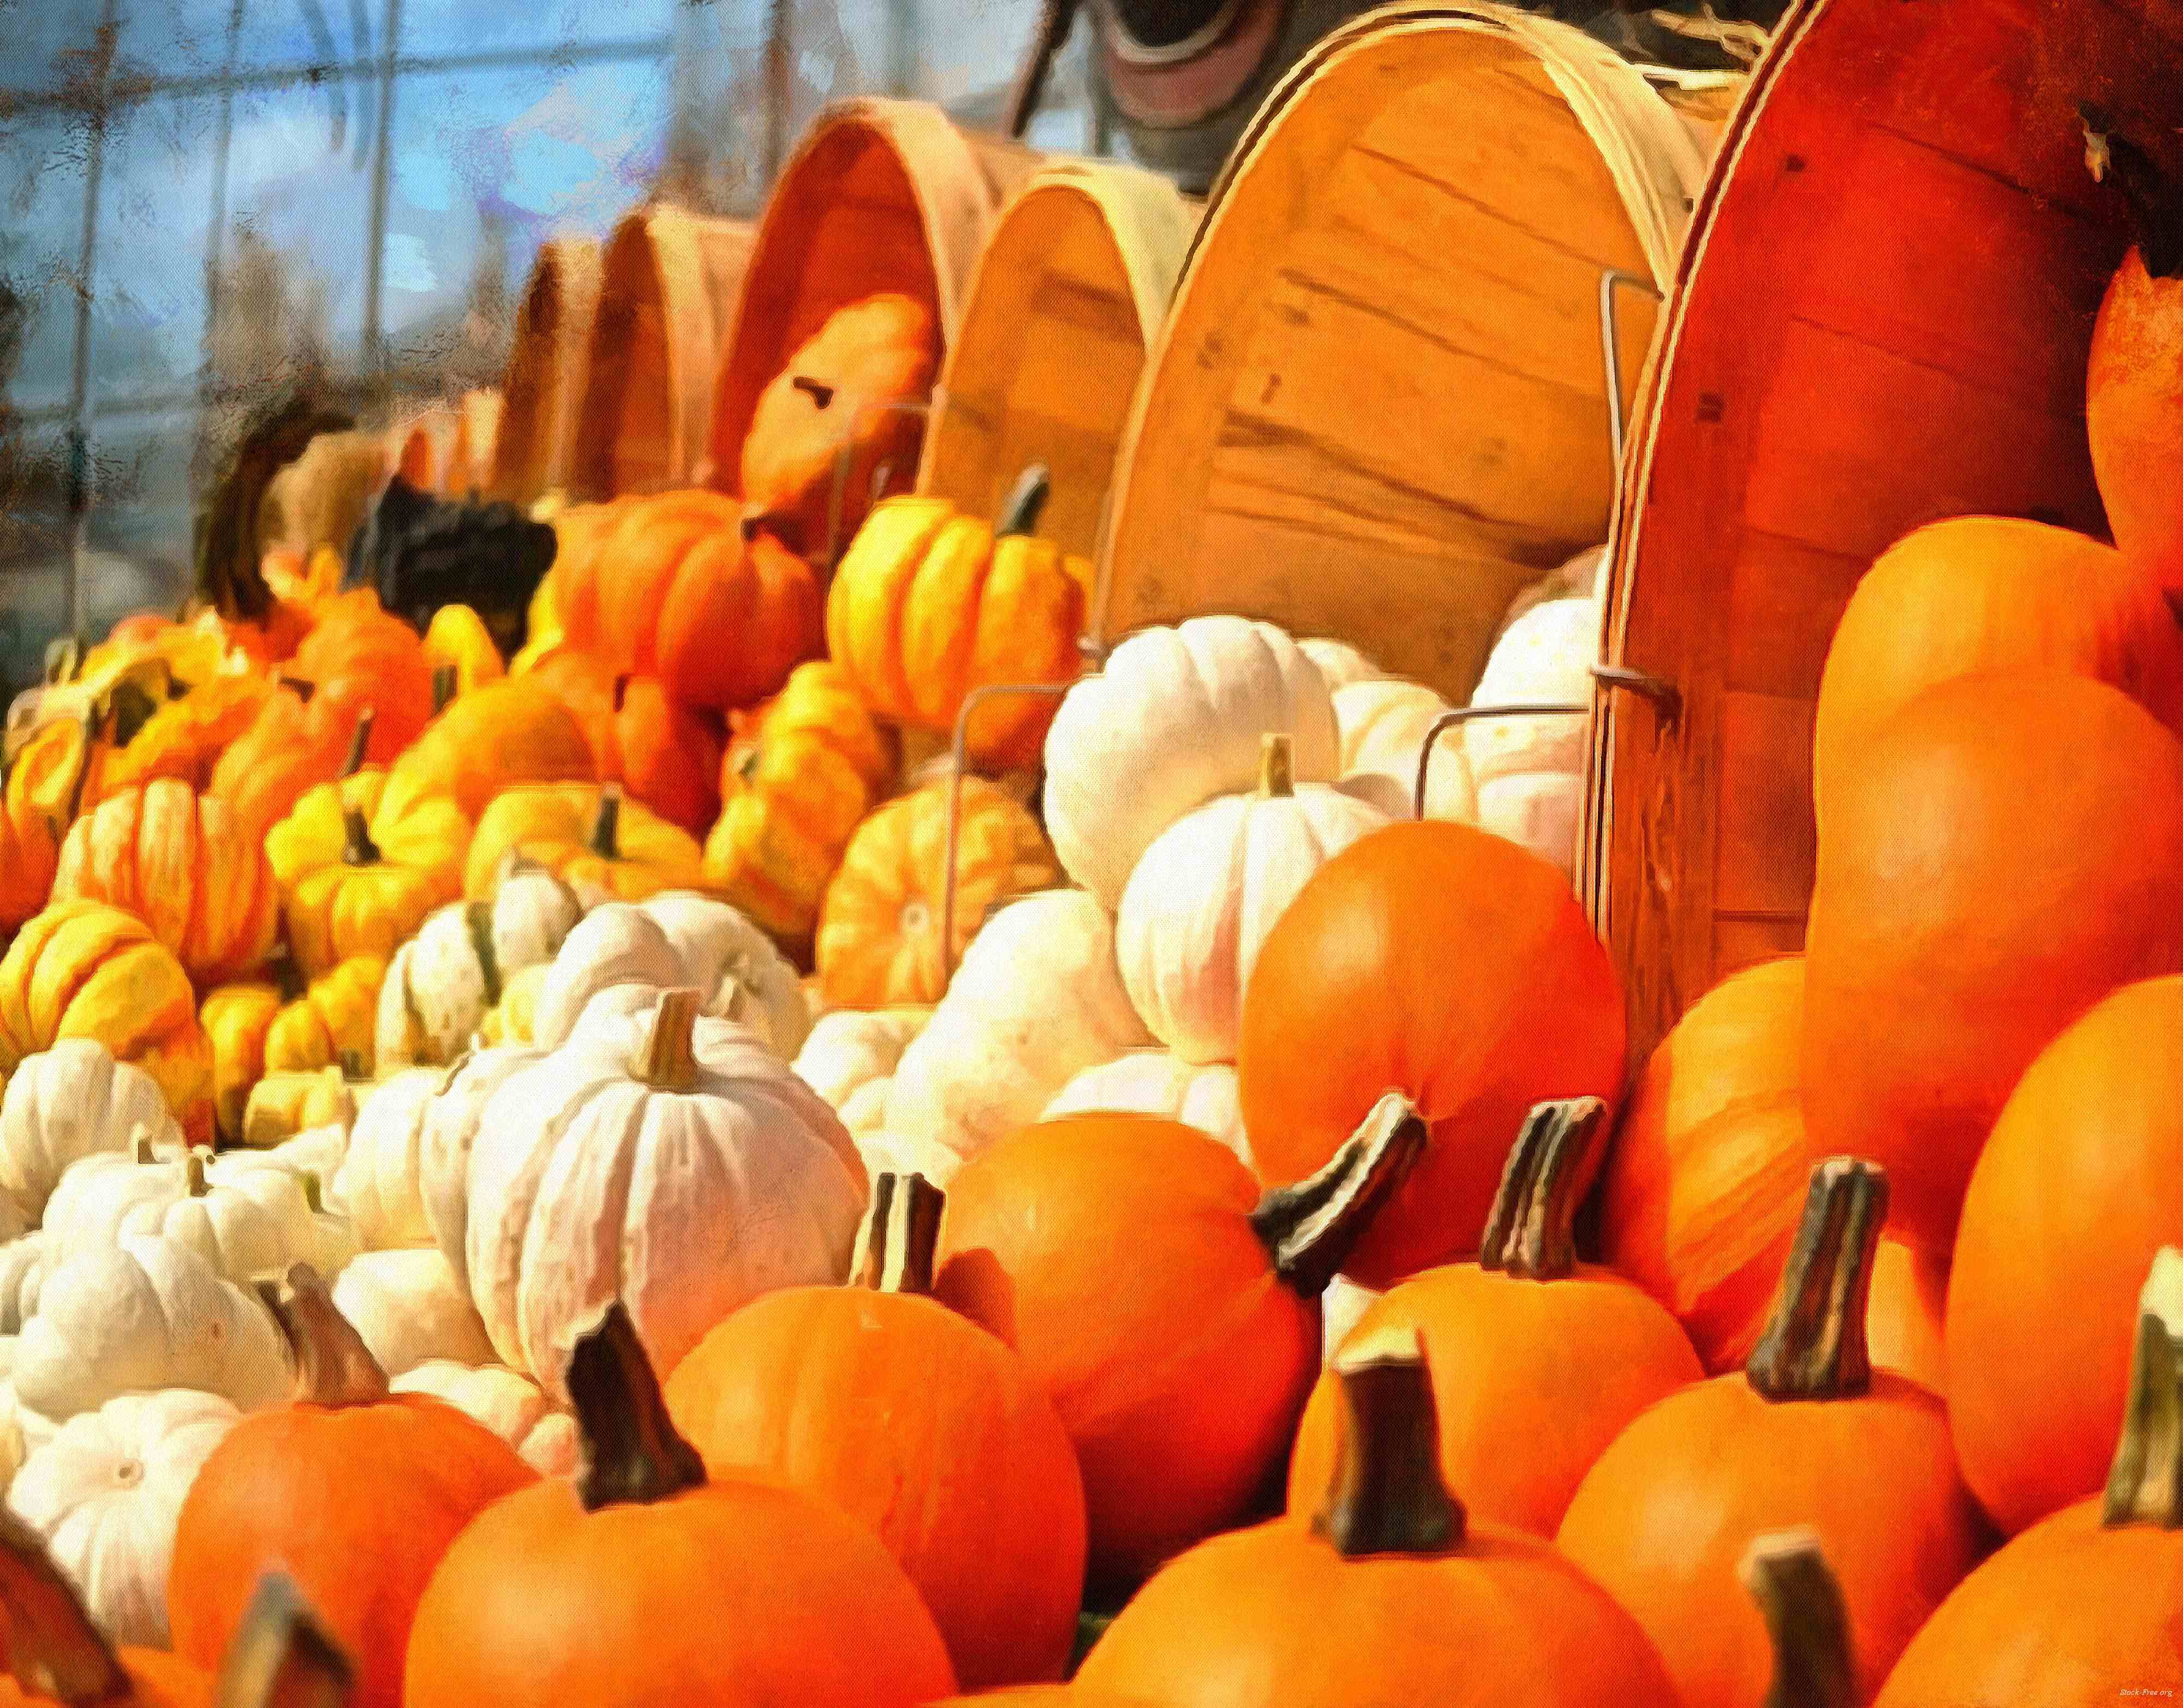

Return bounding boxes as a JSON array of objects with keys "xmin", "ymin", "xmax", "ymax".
[
  {"xmin": 666, "ymin": 1173, "xmax": 1085, "ymax": 1689},
  {"xmin": 371, "ymin": 677, "xmax": 593, "ymax": 827},
  {"xmin": 1238, "ymin": 821, "xmax": 1626, "ymax": 1286},
  {"xmin": 1075, "ymin": 1329, "xmax": 1679, "ymax": 1708},
  {"xmin": 169, "ymin": 1266, "xmax": 536, "ymax": 1708},
  {"xmin": 0, "ymin": 724, "xmax": 82, "ymax": 931},
  {"xmin": 741, "ymin": 294, "xmax": 939, "ymax": 557},
  {"xmin": 523, "ymin": 647, "xmax": 722, "ymax": 835},
  {"xmin": 52, "ymin": 779, "xmax": 279, "ymax": 987},
  {"xmin": 1558, "ymin": 1160, "xmax": 1984, "ymax": 1708},
  {"xmin": 285, "ymin": 590, "xmax": 436, "ymax": 762},
  {"xmin": 103, "ymin": 671, "xmax": 277, "ymax": 795},
  {"xmin": 460, "ymin": 783, "xmax": 702, "ymax": 903},
  {"xmin": 1811, "ymin": 518, "xmax": 2183, "ymax": 820},
  {"xmin": 553, "ymin": 491, "xmax": 822, "ymax": 712},
  {"xmin": 1289, "ymin": 1100, "xmax": 1702, "ymax": 1536},
  {"xmin": 1802, "ymin": 672, "xmax": 2183, "ymax": 1252},
  {"xmin": 0, "ymin": 1507, "xmax": 213, "ymax": 1708},
  {"xmin": 2086, "ymin": 130, "xmax": 2183, "ymax": 576},
  {"xmin": 1867, "ymin": 1237, "xmax": 1948, "ymax": 1400},
  {"xmin": 405, "ymin": 1302, "xmax": 958, "ymax": 1708},
  {"xmin": 209, "ymin": 680, "xmax": 367, "ymax": 843},
  {"xmin": 933, "ymin": 1098, "xmax": 1426, "ymax": 1592}
]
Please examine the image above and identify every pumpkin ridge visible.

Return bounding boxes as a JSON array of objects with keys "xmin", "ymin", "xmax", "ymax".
[{"xmin": 34, "ymin": 911, "xmax": 150, "ymax": 1043}]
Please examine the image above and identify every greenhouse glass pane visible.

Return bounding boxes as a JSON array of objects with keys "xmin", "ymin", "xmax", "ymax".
[
  {"xmin": 92, "ymin": 95, "xmax": 221, "ymax": 407},
  {"xmin": 112, "ymin": 0, "xmax": 248, "ymax": 81},
  {"xmin": 0, "ymin": 112, "xmax": 92, "ymax": 417},
  {"xmin": 82, "ymin": 405, "xmax": 198, "ymax": 613},
  {"xmin": 0, "ymin": 0, "xmax": 105, "ymax": 98},
  {"xmin": 397, "ymin": 0, "xmax": 671, "ymax": 60}
]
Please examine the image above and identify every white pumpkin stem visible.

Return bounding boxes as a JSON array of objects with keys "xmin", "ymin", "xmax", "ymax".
[
  {"xmin": 1476, "ymin": 1098, "xmax": 1607, "ymax": 1281},
  {"xmin": 1258, "ymin": 731, "xmax": 1293, "ymax": 799},
  {"xmin": 1250, "ymin": 1091, "xmax": 1428, "ymax": 1299},
  {"xmin": 129, "ymin": 1125, "xmax": 158, "ymax": 1166},
  {"xmin": 635, "ymin": 988, "xmax": 703, "ymax": 1092},
  {"xmin": 1740, "ymin": 1531, "xmax": 1855, "ymax": 1708},
  {"xmin": 337, "ymin": 1050, "xmax": 369, "ymax": 1084},
  {"xmin": 213, "ymin": 1573, "xmax": 353, "ymax": 1708},
  {"xmin": 589, "ymin": 785, "xmax": 624, "ymax": 862},
  {"xmin": 185, "ymin": 1149, "xmax": 210, "ymax": 1199},
  {"xmin": 0, "ymin": 1507, "xmax": 132, "ymax": 1707},
  {"xmin": 2103, "ymin": 1247, "xmax": 2183, "ymax": 1528},
  {"xmin": 258, "ymin": 1264, "xmax": 390, "ymax": 1408},
  {"xmin": 1746, "ymin": 1158, "xmax": 1886, "ymax": 1402},
  {"xmin": 566, "ymin": 1301, "xmax": 706, "ymax": 1512},
  {"xmin": 853, "ymin": 1173, "xmax": 943, "ymax": 1296},
  {"xmin": 1312, "ymin": 1325, "xmax": 1463, "ymax": 1559}
]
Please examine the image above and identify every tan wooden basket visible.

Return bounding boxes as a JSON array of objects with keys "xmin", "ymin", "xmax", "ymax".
[{"xmin": 492, "ymin": 236, "xmax": 603, "ymax": 503}]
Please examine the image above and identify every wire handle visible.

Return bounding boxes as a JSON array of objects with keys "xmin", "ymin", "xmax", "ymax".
[
  {"xmin": 1413, "ymin": 664, "xmax": 1683, "ymax": 820},
  {"xmin": 939, "ymin": 682, "xmax": 1072, "ymax": 984},
  {"xmin": 818, "ymin": 388, "xmax": 957, "ymax": 570},
  {"xmin": 1599, "ymin": 268, "xmax": 1663, "ymax": 473}
]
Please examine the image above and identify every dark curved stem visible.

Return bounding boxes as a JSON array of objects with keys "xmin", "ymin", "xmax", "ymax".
[
  {"xmin": 790, "ymin": 376, "xmax": 837, "ymax": 410},
  {"xmin": 339, "ymin": 707, "xmax": 374, "ymax": 778},
  {"xmin": 567, "ymin": 1300, "xmax": 707, "ymax": 1512},
  {"xmin": 853, "ymin": 1173, "xmax": 943, "ymax": 1296},
  {"xmin": 1310, "ymin": 1327, "xmax": 1463, "ymax": 1559},
  {"xmin": 1251, "ymin": 1092, "xmax": 1427, "ymax": 1299},
  {"xmin": 1746, "ymin": 1158, "xmax": 1887, "ymax": 1401},
  {"xmin": 339, "ymin": 805, "xmax": 381, "ymax": 867},
  {"xmin": 1740, "ymin": 1530, "xmax": 1856, "ymax": 1708},
  {"xmin": 2084, "ymin": 106, "xmax": 2183, "ymax": 279},
  {"xmin": 213, "ymin": 1574, "xmax": 354, "ymax": 1708},
  {"xmin": 1477, "ymin": 1098, "xmax": 1606, "ymax": 1281},
  {"xmin": 431, "ymin": 663, "xmax": 457, "ymax": 715},
  {"xmin": 2103, "ymin": 1248, "xmax": 2183, "ymax": 1528},
  {"xmin": 258, "ymin": 1264, "xmax": 390, "ymax": 1408},
  {"xmin": 589, "ymin": 784, "xmax": 623, "ymax": 861},
  {"xmin": 996, "ymin": 463, "xmax": 1052, "ymax": 539}
]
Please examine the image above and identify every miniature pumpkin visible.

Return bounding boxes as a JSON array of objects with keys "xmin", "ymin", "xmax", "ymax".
[
  {"xmin": 369, "ymin": 677, "xmax": 593, "ymax": 828},
  {"xmin": 552, "ymin": 491, "xmax": 822, "ymax": 712},
  {"xmin": 284, "ymin": 590, "xmax": 437, "ymax": 761},
  {"xmin": 1117, "ymin": 733, "xmax": 1390, "ymax": 1065},
  {"xmin": 1074, "ymin": 1330, "xmax": 1679, "ymax": 1708},
  {"xmin": 522, "ymin": 648, "xmax": 722, "ymax": 834},
  {"xmin": 1557, "ymin": 1160, "xmax": 1984, "ymax": 1708},
  {"xmin": 461, "ymin": 783, "xmax": 702, "ymax": 904},
  {"xmin": 52, "ymin": 779, "xmax": 280, "ymax": 987},
  {"xmin": 741, "ymin": 294, "xmax": 940, "ymax": 556},
  {"xmin": 882, "ymin": 891, "xmax": 1152, "ymax": 1166},
  {"xmin": 1239, "ymin": 821, "xmax": 1626, "ymax": 1286},
  {"xmin": 265, "ymin": 955, "xmax": 383, "ymax": 1076},
  {"xmin": 1462, "ymin": 595, "xmax": 1597, "ymax": 879},
  {"xmin": 933, "ymin": 1096, "xmax": 1425, "ymax": 1588},
  {"xmin": 1298, "ymin": 636, "xmax": 1384, "ymax": 689},
  {"xmin": 1802, "ymin": 672, "xmax": 2183, "ymax": 1251},
  {"xmin": 701, "ymin": 659, "xmax": 896, "ymax": 944},
  {"xmin": 0, "ymin": 753, "xmax": 67, "ymax": 933},
  {"xmin": 790, "ymin": 1006, "xmax": 931, "ymax": 1120},
  {"xmin": 1812, "ymin": 518, "xmax": 2183, "ymax": 820},
  {"xmin": 1042, "ymin": 1051, "xmax": 1251, "ymax": 1170},
  {"xmin": 1332, "ymin": 676, "xmax": 1476, "ymax": 821},
  {"xmin": 375, "ymin": 865, "xmax": 588, "ymax": 1070},
  {"xmin": 825, "ymin": 471, "xmax": 1091, "ymax": 768},
  {"xmin": 387, "ymin": 1360, "xmax": 574, "ymax": 1477},
  {"xmin": 0, "ymin": 1507, "xmax": 214, "ymax": 1708},
  {"xmin": 330, "ymin": 1249, "xmax": 495, "ymax": 1377},
  {"xmin": 640, "ymin": 890, "xmax": 812, "ymax": 1056},
  {"xmin": 403, "ymin": 1303, "xmax": 957, "ymax": 1708},
  {"xmin": 7, "ymin": 705, "xmax": 114, "ymax": 835},
  {"xmin": 1043, "ymin": 617, "xmax": 1341, "ymax": 910},
  {"xmin": 202, "ymin": 982, "xmax": 281, "ymax": 1145},
  {"xmin": 2086, "ymin": 132, "xmax": 2183, "ymax": 572},
  {"xmin": 667, "ymin": 1174, "xmax": 1085, "ymax": 1688},
  {"xmin": 333, "ymin": 1068, "xmax": 447, "ymax": 1251},
  {"xmin": 0, "ymin": 901, "xmax": 213, "ymax": 1145},
  {"xmin": 0, "ymin": 1041, "xmax": 183, "ymax": 1224},
  {"xmin": 238, "ymin": 1065, "xmax": 361, "ymax": 1151},
  {"xmin": 420, "ymin": 603, "xmax": 505, "ymax": 699},
  {"xmin": 1291, "ymin": 1101, "xmax": 1700, "ymax": 1537},
  {"xmin": 462, "ymin": 987, "xmax": 864, "ymax": 1396},
  {"xmin": 168, "ymin": 1265, "xmax": 537, "ymax": 1708},
  {"xmin": 207, "ymin": 680, "xmax": 366, "ymax": 843},
  {"xmin": 815, "ymin": 775, "xmax": 1061, "ymax": 1010},
  {"xmin": 101, "ymin": 671, "xmax": 276, "ymax": 796},
  {"xmin": 44, "ymin": 1144, "xmax": 319, "ymax": 1284}
]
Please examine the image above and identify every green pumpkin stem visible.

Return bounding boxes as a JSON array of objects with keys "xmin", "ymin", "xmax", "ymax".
[
  {"xmin": 0, "ymin": 1506, "xmax": 133, "ymax": 1707},
  {"xmin": 213, "ymin": 1573, "xmax": 354, "ymax": 1708},
  {"xmin": 567, "ymin": 1300, "xmax": 707, "ymax": 1512},
  {"xmin": 1258, "ymin": 732, "xmax": 1293, "ymax": 799},
  {"xmin": 339, "ymin": 709, "xmax": 374, "ymax": 780},
  {"xmin": 996, "ymin": 463, "xmax": 1052, "ymax": 539},
  {"xmin": 853, "ymin": 1173, "xmax": 943, "ymax": 1296},
  {"xmin": 1251, "ymin": 1091, "xmax": 1428, "ymax": 1299},
  {"xmin": 589, "ymin": 784, "xmax": 624, "ymax": 862},
  {"xmin": 1477, "ymin": 1098, "xmax": 1607, "ymax": 1281},
  {"xmin": 431, "ymin": 663, "xmax": 458, "ymax": 716},
  {"xmin": 1745, "ymin": 1158, "xmax": 1887, "ymax": 1402},
  {"xmin": 258, "ymin": 1264, "xmax": 390, "ymax": 1408},
  {"xmin": 462, "ymin": 901, "xmax": 504, "ymax": 1007},
  {"xmin": 1739, "ymin": 1530, "xmax": 1856, "ymax": 1708},
  {"xmin": 339, "ymin": 805, "xmax": 381, "ymax": 868},
  {"xmin": 635, "ymin": 987, "xmax": 702, "ymax": 1092},
  {"xmin": 2102, "ymin": 1246, "xmax": 2183, "ymax": 1528},
  {"xmin": 1311, "ymin": 1326, "xmax": 1464, "ymax": 1558},
  {"xmin": 299, "ymin": 1172, "xmax": 327, "ymax": 1216}
]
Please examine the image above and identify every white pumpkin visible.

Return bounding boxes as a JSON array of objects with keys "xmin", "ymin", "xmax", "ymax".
[
  {"xmin": 1043, "ymin": 616, "xmax": 1341, "ymax": 909},
  {"xmin": 44, "ymin": 1148, "xmax": 319, "ymax": 1284},
  {"xmin": 1043, "ymin": 1050, "xmax": 1254, "ymax": 1169},
  {"xmin": 792, "ymin": 1008, "xmax": 930, "ymax": 1114},
  {"xmin": 853, "ymin": 1127, "xmax": 965, "ymax": 1190},
  {"xmin": 332, "ymin": 1068, "xmax": 445, "ymax": 1250},
  {"xmin": 0, "ymin": 1235, "xmax": 51, "ymax": 1334},
  {"xmin": 1333, "ymin": 678, "xmax": 1477, "ymax": 823},
  {"xmin": 1493, "ymin": 544, "xmax": 1604, "ymax": 644},
  {"xmin": 884, "ymin": 890, "xmax": 1152, "ymax": 1164},
  {"xmin": 528, "ymin": 904, "xmax": 685, "ymax": 1051},
  {"xmin": 418, "ymin": 1044, "xmax": 548, "ymax": 1292},
  {"xmin": 14, "ymin": 1236, "xmax": 293, "ymax": 1418},
  {"xmin": 838, "ymin": 1078, "xmax": 893, "ymax": 1139},
  {"xmin": 1464, "ymin": 594, "xmax": 1599, "ymax": 879},
  {"xmin": 376, "ymin": 865, "xmax": 592, "ymax": 1070},
  {"xmin": 0, "ymin": 1383, "xmax": 29, "ymax": 1491},
  {"xmin": 462, "ymin": 986, "xmax": 866, "ymax": 1397},
  {"xmin": 1299, "ymin": 636, "xmax": 1386, "ymax": 690},
  {"xmin": 1115, "ymin": 734, "xmax": 1389, "ymax": 1064},
  {"xmin": 8, "ymin": 1388, "xmax": 241, "ymax": 1647},
  {"xmin": 390, "ymin": 1360, "xmax": 575, "ymax": 1477},
  {"xmin": 217, "ymin": 1122, "xmax": 347, "ymax": 1185},
  {"xmin": 330, "ymin": 1249, "xmax": 495, "ymax": 1377},
  {"xmin": 0, "ymin": 1042, "xmax": 181, "ymax": 1227},
  {"xmin": 640, "ymin": 891, "xmax": 811, "ymax": 1056}
]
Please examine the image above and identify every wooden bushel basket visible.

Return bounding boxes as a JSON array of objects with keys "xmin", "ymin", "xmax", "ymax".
[
  {"xmin": 708, "ymin": 99, "xmax": 1042, "ymax": 505},
  {"xmin": 492, "ymin": 237, "xmax": 603, "ymax": 503},
  {"xmin": 1094, "ymin": 2, "xmax": 1713, "ymax": 706},
  {"xmin": 1583, "ymin": 0, "xmax": 2182, "ymax": 1066},
  {"xmin": 572, "ymin": 205, "xmax": 754, "ymax": 499},
  {"xmin": 917, "ymin": 160, "xmax": 1201, "ymax": 561}
]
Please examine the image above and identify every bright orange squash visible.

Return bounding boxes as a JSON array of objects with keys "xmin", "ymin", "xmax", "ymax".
[
  {"xmin": 2086, "ymin": 127, "xmax": 2183, "ymax": 578},
  {"xmin": 522, "ymin": 646, "xmax": 722, "ymax": 835}
]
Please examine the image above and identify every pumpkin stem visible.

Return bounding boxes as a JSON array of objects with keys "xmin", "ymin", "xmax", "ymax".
[
  {"xmin": 339, "ymin": 709, "xmax": 373, "ymax": 780},
  {"xmin": 462, "ymin": 901, "xmax": 504, "ymax": 1007},
  {"xmin": 258, "ymin": 1263, "xmax": 391, "ymax": 1408},
  {"xmin": 1476, "ymin": 1098, "xmax": 1606, "ymax": 1281},
  {"xmin": 278, "ymin": 676, "xmax": 317, "ymax": 703},
  {"xmin": 2102, "ymin": 1246, "xmax": 2183, "ymax": 1528},
  {"xmin": 339, "ymin": 805, "xmax": 382, "ymax": 868},
  {"xmin": 271, "ymin": 951, "xmax": 307, "ymax": 1005},
  {"xmin": 1250, "ymin": 1091, "xmax": 1428, "ymax": 1299},
  {"xmin": 853, "ymin": 1173, "xmax": 943, "ymax": 1295},
  {"xmin": 566, "ymin": 1299, "xmax": 707, "ymax": 1512},
  {"xmin": 299, "ymin": 1172, "xmax": 327, "ymax": 1215},
  {"xmin": 1258, "ymin": 732, "xmax": 1293, "ymax": 799},
  {"xmin": 129, "ymin": 1125, "xmax": 159, "ymax": 1166},
  {"xmin": 2081, "ymin": 106, "xmax": 2183, "ymax": 279},
  {"xmin": 996, "ymin": 463, "xmax": 1051, "ymax": 539},
  {"xmin": 790, "ymin": 375, "xmax": 837, "ymax": 410},
  {"xmin": 1745, "ymin": 1157, "xmax": 1887, "ymax": 1402},
  {"xmin": 732, "ymin": 743, "xmax": 762, "ymax": 787},
  {"xmin": 634, "ymin": 987, "xmax": 702, "ymax": 1092},
  {"xmin": 185, "ymin": 1149, "xmax": 209, "ymax": 1199},
  {"xmin": 1310, "ymin": 1325, "xmax": 1464, "ymax": 1558},
  {"xmin": 431, "ymin": 664, "xmax": 458, "ymax": 716},
  {"xmin": 337, "ymin": 1049, "xmax": 368, "ymax": 1083},
  {"xmin": 0, "ymin": 1507, "xmax": 133, "ymax": 1707},
  {"xmin": 1739, "ymin": 1530, "xmax": 1856, "ymax": 1708},
  {"xmin": 213, "ymin": 1573, "xmax": 353, "ymax": 1708},
  {"xmin": 588, "ymin": 784, "xmax": 623, "ymax": 861},
  {"xmin": 612, "ymin": 676, "xmax": 630, "ymax": 716}
]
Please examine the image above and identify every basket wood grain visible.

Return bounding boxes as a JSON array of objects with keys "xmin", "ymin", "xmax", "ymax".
[{"xmin": 493, "ymin": 237, "xmax": 602, "ymax": 503}]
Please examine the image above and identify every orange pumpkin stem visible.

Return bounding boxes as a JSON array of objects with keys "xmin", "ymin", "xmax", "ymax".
[
  {"xmin": 214, "ymin": 1573, "xmax": 354, "ymax": 1708},
  {"xmin": 431, "ymin": 663, "xmax": 458, "ymax": 716},
  {"xmin": 566, "ymin": 1300, "xmax": 707, "ymax": 1512},
  {"xmin": 588, "ymin": 784, "xmax": 624, "ymax": 862},
  {"xmin": 2083, "ymin": 107, "xmax": 2183, "ymax": 279},
  {"xmin": 635, "ymin": 988, "xmax": 703, "ymax": 1092},
  {"xmin": 852, "ymin": 1172, "xmax": 943, "ymax": 1296},
  {"xmin": 338, "ymin": 709, "xmax": 374, "ymax": 780},
  {"xmin": 1311, "ymin": 1327, "xmax": 1465, "ymax": 1558},
  {"xmin": 259, "ymin": 1264, "xmax": 391, "ymax": 1408},
  {"xmin": 2101, "ymin": 1247, "xmax": 2183, "ymax": 1528},
  {"xmin": 1249, "ymin": 1091, "xmax": 1428, "ymax": 1299},
  {"xmin": 1258, "ymin": 732, "xmax": 1294, "ymax": 800},
  {"xmin": 1476, "ymin": 1097, "xmax": 1605, "ymax": 1281},
  {"xmin": 996, "ymin": 463, "xmax": 1051, "ymax": 540},
  {"xmin": 1738, "ymin": 1530, "xmax": 1855, "ymax": 1708},
  {"xmin": 338, "ymin": 805, "xmax": 382, "ymax": 869},
  {"xmin": 0, "ymin": 1507, "xmax": 132, "ymax": 1707},
  {"xmin": 1745, "ymin": 1158, "xmax": 1887, "ymax": 1402}
]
